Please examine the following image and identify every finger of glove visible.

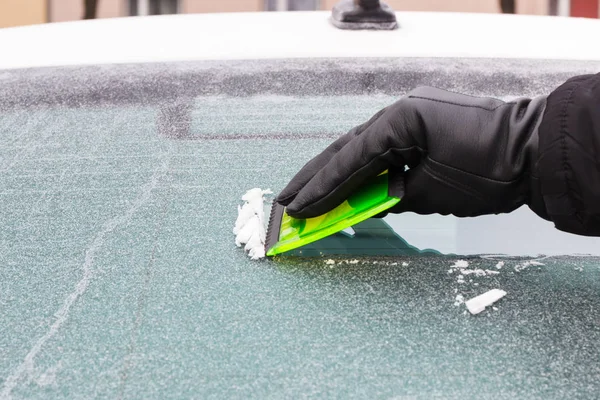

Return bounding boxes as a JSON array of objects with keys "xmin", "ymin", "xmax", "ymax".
[
  {"xmin": 385, "ymin": 166, "xmax": 433, "ymax": 215},
  {"xmin": 286, "ymin": 117, "xmax": 404, "ymax": 218},
  {"xmin": 275, "ymin": 107, "xmax": 388, "ymax": 205},
  {"xmin": 371, "ymin": 168, "xmax": 429, "ymax": 218}
]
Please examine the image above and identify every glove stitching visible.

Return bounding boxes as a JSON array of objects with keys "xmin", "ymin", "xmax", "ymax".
[
  {"xmin": 535, "ymin": 131, "xmax": 595, "ymax": 167},
  {"xmin": 407, "ymin": 95, "xmax": 515, "ymax": 112},
  {"xmin": 560, "ymin": 79, "xmax": 585, "ymax": 224},
  {"xmin": 422, "ymin": 161, "xmax": 488, "ymax": 203},
  {"xmin": 416, "ymin": 86, "xmax": 506, "ymax": 101},
  {"xmin": 426, "ymin": 157, "xmax": 521, "ymax": 184}
]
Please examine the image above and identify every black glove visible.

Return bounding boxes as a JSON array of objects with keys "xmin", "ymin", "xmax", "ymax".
[
  {"xmin": 536, "ymin": 74, "xmax": 600, "ymax": 236},
  {"xmin": 276, "ymin": 87, "xmax": 549, "ymax": 220}
]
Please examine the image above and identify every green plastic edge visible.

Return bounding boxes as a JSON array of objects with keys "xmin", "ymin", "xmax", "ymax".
[{"xmin": 266, "ymin": 197, "xmax": 401, "ymax": 256}]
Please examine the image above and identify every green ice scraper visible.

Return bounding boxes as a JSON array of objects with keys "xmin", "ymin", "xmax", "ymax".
[{"xmin": 265, "ymin": 171, "xmax": 403, "ymax": 256}]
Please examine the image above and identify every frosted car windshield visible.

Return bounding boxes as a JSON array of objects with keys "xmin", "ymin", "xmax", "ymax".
[{"xmin": 1, "ymin": 59, "xmax": 599, "ymax": 399}]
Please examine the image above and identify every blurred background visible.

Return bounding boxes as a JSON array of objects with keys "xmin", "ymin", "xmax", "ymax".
[{"xmin": 0, "ymin": 0, "xmax": 598, "ymax": 29}]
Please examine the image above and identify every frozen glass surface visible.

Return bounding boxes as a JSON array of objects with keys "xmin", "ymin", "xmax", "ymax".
[{"xmin": 1, "ymin": 59, "xmax": 599, "ymax": 399}]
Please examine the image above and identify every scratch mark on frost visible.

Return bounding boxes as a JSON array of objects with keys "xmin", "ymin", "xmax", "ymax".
[
  {"xmin": 0, "ymin": 157, "xmax": 169, "ymax": 399},
  {"xmin": 117, "ymin": 197, "xmax": 167, "ymax": 399}
]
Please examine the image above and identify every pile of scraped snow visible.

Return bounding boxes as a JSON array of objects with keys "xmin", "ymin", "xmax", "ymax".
[{"xmin": 233, "ymin": 188, "xmax": 272, "ymax": 260}]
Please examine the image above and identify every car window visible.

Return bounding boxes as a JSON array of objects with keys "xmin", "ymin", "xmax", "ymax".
[{"xmin": 1, "ymin": 59, "xmax": 599, "ymax": 399}]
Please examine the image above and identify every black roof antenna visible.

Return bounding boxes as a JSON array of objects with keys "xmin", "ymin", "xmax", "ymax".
[{"xmin": 331, "ymin": 0, "xmax": 398, "ymax": 30}]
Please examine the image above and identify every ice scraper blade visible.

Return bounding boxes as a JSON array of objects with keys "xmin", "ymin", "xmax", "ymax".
[{"xmin": 265, "ymin": 171, "xmax": 403, "ymax": 256}]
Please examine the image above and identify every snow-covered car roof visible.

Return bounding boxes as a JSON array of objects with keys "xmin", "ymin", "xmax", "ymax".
[{"xmin": 2, "ymin": 11, "xmax": 600, "ymax": 70}]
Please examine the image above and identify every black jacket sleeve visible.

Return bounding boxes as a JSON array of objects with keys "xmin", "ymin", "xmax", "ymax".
[{"xmin": 536, "ymin": 73, "xmax": 600, "ymax": 236}]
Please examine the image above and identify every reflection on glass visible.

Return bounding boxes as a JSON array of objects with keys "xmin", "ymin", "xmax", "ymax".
[{"xmin": 286, "ymin": 218, "xmax": 442, "ymax": 257}]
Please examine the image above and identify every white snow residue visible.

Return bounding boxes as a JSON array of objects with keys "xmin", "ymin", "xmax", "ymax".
[
  {"xmin": 450, "ymin": 260, "xmax": 473, "ymax": 283},
  {"xmin": 402, "ymin": 262, "xmax": 409, "ymax": 267},
  {"xmin": 454, "ymin": 294, "xmax": 465, "ymax": 306},
  {"xmin": 450, "ymin": 260, "xmax": 501, "ymax": 279},
  {"xmin": 325, "ymin": 259, "xmax": 335, "ymax": 265},
  {"xmin": 514, "ymin": 260, "xmax": 545, "ymax": 272},
  {"xmin": 35, "ymin": 361, "xmax": 62, "ymax": 387},
  {"xmin": 233, "ymin": 188, "xmax": 272, "ymax": 260},
  {"xmin": 465, "ymin": 289, "xmax": 507, "ymax": 315},
  {"xmin": 460, "ymin": 268, "xmax": 487, "ymax": 277},
  {"xmin": 495, "ymin": 261, "xmax": 505, "ymax": 269}
]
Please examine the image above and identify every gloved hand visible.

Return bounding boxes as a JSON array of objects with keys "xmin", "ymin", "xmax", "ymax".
[{"xmin": 275, "ymin": 87, "xmax": 549, "ymax": 221}]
